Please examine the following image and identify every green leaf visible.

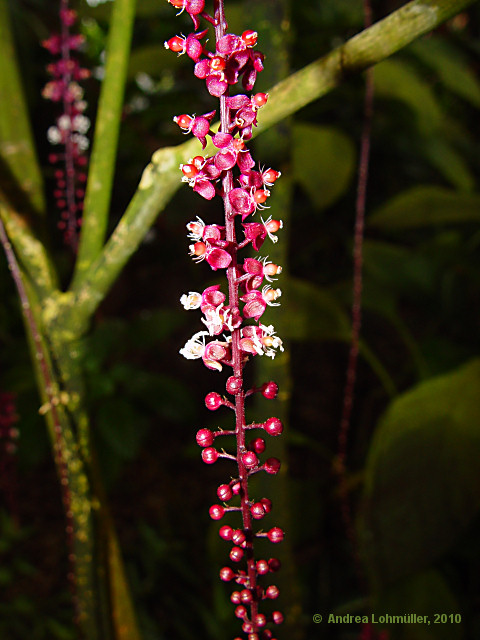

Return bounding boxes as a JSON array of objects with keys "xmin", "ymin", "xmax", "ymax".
[
  {"xmin": 359, "ymin": 359, "xmax": 480, "ymax": 587},
  {"xmin": 282, "ymin": 276, "xmax": 350, "ymax": 341},
  {"xmin": 421, "ymin": 137, "xmax": 475, "ymax": 192},
  {"xmin": 373, "ymin": 59, "xmax": 443, "ymax": 136},
  {"xmin": 292, "ymin": 123, "xmax": 356, "ymax": 209},
  {"xmin": 409, "ymin": 36, "xmax": 480, "ymax": 108},
  {"xmin": 374, "ymin": 569, "xmax": 463, "ymax": 640},
  {"xmin": 368, "ymin": 186, "xmax": 480, "ymax": 229}
]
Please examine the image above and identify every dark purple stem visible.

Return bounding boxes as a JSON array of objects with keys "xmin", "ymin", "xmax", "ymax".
[
  {"xmin": 214, "ymin": 0, "xmax": 259, "ymax": 628},
  {"xmin": 338, "ymin": 0, "xmax": 374, "ymax": 582}
]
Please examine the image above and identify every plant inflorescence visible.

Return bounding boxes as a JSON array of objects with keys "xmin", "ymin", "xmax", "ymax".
[
  {"xmin": 42, "ymin": 0, "xmax": 91, "ymax": 249},
  {"xmin": 166, "ymin": 0, "xmax": 285, "ymax": 637}
]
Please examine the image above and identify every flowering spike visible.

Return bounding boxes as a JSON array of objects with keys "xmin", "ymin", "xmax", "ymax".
[{"xmin": 170, "ymin": 0, "xmax": 284, "ymax": 634}]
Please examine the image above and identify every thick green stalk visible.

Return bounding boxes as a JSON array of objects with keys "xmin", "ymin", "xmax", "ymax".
[
  {"xmin": 70, "ymin": 0, "xmax": 477, "ymax": 324},
  {"xmin": 0, "ymin": 0, "xmax": 46, "ymax": 216},
  {"xmin": 72, "ymin": 0, "xmax": 137, "ymax": 289}
]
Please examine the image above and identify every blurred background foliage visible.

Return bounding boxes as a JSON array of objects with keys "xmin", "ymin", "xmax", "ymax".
[{"xmin": 1, "ymin": 0, "xmax": 480, "ymax": 638}]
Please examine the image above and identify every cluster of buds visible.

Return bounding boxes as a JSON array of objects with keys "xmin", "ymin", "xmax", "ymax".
[
  {"xmin": 167, "ymin": 1, "xmax": 284, "ymax": 638},
  {"xmin": 41, "ymin": 1, "xmax": 90, "ymax": 249}
]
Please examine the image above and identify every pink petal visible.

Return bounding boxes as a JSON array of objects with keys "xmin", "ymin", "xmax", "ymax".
[
  {"xmin": 228, "ymin": 188, "xmax": 255, "ymax": 219},
  {"xmin": 215, "ymin": 149, "xmax": 237, "ymax": 171},
  {"xmin": 194, "ymin": 59, "xmax": 210, "ymax": 79},
  {"xmin": 212, "ymin": 132, "xmax": 233, "ymax": 148},
  {"xmin": 217, "ymin": 34, "xmax": 241, "ymax": 55},
  {"xmin": 193, "ymin": 180, "xmax": 216, "ymax": 200},
  {"xmin": 206, "ymin": 74, "xmax": 228, "ymax": 97},
  {"xmin": 206, "ymin": 247, "xmax": 232, "ymax": 270}
]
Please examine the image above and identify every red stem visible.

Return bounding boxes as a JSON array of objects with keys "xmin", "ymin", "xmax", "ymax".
[{"xmin": 214, "ymin": 0, "xmax": 259, "ymax": 628}]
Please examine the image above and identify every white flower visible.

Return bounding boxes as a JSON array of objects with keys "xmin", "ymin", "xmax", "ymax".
[
  {"xmin": 73, "ymin": 114, "xmax": 91, "ymax": 134},
  {"xmin": 57, "ymin": 115, "xmax": 72, "ymax": 131},
  {"xmin": 179, "ymin": 331, "xmax": 209, "ymax": 360},
  {"xmin": 180, "ymin": 292, "xmax": 202, "ymax": 310},
  {"xmin": 259, "ymin": 324, "xmax": 284, "ymax": 359},
  {"xmin": 47, "ymin": 126, "xmax": 62, "ymax": 145}
]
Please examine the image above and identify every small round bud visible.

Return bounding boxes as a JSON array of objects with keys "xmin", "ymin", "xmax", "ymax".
[
  {"xmin": 264, "ymin": 417, "xmax": 283, "ymax": 436},
  {"xmin": 242, "ymin": 451, "xmax": 258, "ymax": 469},
  {"xmin": 165, "ymin": 36, "xmax": 185, "ymax": 52},
  {"xmin": 260, "ymin": 497, "xmax": 272, "ymax": 514},
  {"xmin": 254, "ymin": 188, "xmax": 269, "ymax": 204},
  {"xmin": 231, "ymin": 591, "xmax": 242, "ymax": 604},
  {"xmin": 249, "ymin": 437, "xmax": 266, "ymax": 454},
  {"xmin": 268, "ymin": 558, "xmax": 281, "ymax": 572},
  {"xmin": 226, "ymin": 375, "xmax": 242, "ymax": 395},
  {"xmin": 231, "ymin": 529, "xmax": 246, "ymax": 546},
  {"xmin": 192, "ymin": 155, "xmax": 205, "ymax": 169},
  {"xmin": 266, "ymin": 584, "xmax": 280, "ymax": 599},
  {"xmin": 217, "ymin": 484, "xmax": 233, "ymax": 501},
  {"xmin": 240, "ymin": 589, "xmax": 253, "ymax": 604},
  {"xmin": 231, "ymin": 481, "xmax": 241, "ymax": 495},
  {"xmin": 249, "ymin": 635, "xmax": 260, "ymax": 640},
  {"xmin": 201, "ymin": 447, "xmax": 218, "ymax": 464},
  {"xmin": 242, "ymin": 621, "xmax": 254, "ymax": 634},
  {"xmin": 196, "ymin": 428, "xmax": 214, "ymax": 447},
  {"xmin": 272, "ymin": 611, "xmax": 284, "ymax": 625},
  {"xmin": 230, "ymin": 546, "xmax": 244, "ymax": 562},
  {"xmin": 252, "ymin": 92, "xmax": 268, "ymax": 107},
  {"xmin": 261, "ymin": 631, "xmax": 273, "ymax": 640},
  {"xmin": 256, "ymin": 559, "xmax": 269, "ymax": 575},
  {"xmin": 261, "ymin": 381, "xmax": 278, "ymax": 399},
  {"xmin": 255, "ymin": 614, "xmax": 267, "ymax": 628},
  {"xmin": 190, "ymin": 241, "xmax": 207, "ymax": 257},
  {"xmin": 219, "ymin": 525, "xmax": 233, "ymax": 541},
  {"xmin": 265, "ymin": 219, "xmax": 281, "ymax": 233},
  {"xmin": 264, "ymin": 457, "xmax": 281, "ymax": 474},
  {"xmin": 205, "ymin": 391, "xmax": 223, "ymax": 410},
  {"xmin": 209, "ymin": 504, "xmax": 225, "ymax": 520},
  {"xmin": 263, "ymin": 168, "xmax": 281, "ymax": 184},
  {"xmin": 235, "ymin": 605, "xmax": 248, "ymax": 619},
  {"xmin": 181, "ymin": 163, "xmax": 199, "ymax": 179},
  {"xmin": 267, "ymin": 527, "xmax": 284, "ymax": 543},
  {"xmin": 174, "ymin": 114, "xmax": 192, "ymax": 129},
  {"xmin": 250, "ymin": 502, "xmax": 266, "ymax": 520},
  {"xmin": 219, "ymin": 566, "xmax": 235, "ymax": 581}
]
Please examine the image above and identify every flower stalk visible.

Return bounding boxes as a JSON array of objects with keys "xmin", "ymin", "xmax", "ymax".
[{"xmin": 167, "ymin": 0, "xmax": 284, "ymax": 636}]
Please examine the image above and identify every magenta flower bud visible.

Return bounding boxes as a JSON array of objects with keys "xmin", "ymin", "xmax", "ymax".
[
  {"xmin": 264, "ymin": 457, "xmax": 281, "ymax": 474},
  {"xmin": 205, "ymin": 391, "xmax": 223, "ymax": 410},
  {"xmin": 230, "ymin": 546, "xmax": 244, "ymax": 562},
  {"xmin": 268, "ymin": 558, "xmax": 281, "ymax": 572},
  {"xmin": 196, "ymin": 428, "xmax": 214, "ymax": 447},
  {"xmin": 231, "ymin": 591, "xmax": 242, "ymax": 604},
  {"xmin": 261, "ymin": 381, "xmax": 278, "ymax": 399},
  {"xmin": 255, "ymin": 559, "xmax": 269, "ymax": 575},
  {"xmin": 255, "ymin": 613, "xmax": 267, "ymax": 628},
  {"xmin": 209, "ymin": 504, "xmax": 225, "ymax": 520},
  {"xmin": 264, "ymin": 417, "xmax": 283, "ymax": 436},
  {"xmin": 265, "ymin": 585, "xmax": 280, "ymax": 599},
  {"xmin": 267, "ymin": 527, "xmax": 284, "ymax": 543},
  {"xmin": 201, "ymin": 447, "xmax": 218, "ymax": 464},
  {"xmin": 249, "ymin": 437, "xmax": 266, "ymax": 454},
  {"xmin": 260, "ymin": 497, "xmax": 272, "ymax": 513},
  {"xmin": 219, "ymin": 525, "xmax": 233, "ymax": 540},
  {"xmin": 231, "ymin": 529, "xmax": 246, "ymax": 546},
  {"xmin": 242, "ymin": 451, "xmax": 258, "ymax": 469},
  {"xmin": 240, "ymin": 589, "xmax": 253, "ymax": 604},
  {"xmin": 235, "ymin": 605, "xmax": 248, "ymax": 619},
  {"xmin": 272, "ymin": 611, "xmax": 284, "ymax": 625},
  {"xmin": 219, "ymin": 566, "xmax": 235, "ymax": 582},
  {"xmin": 250, "ymin": 502, "xmax": 266, "ymax": 520},
  {"xmin": 217, "ymin": 484, "xmax": 233, "ymax": 501},
  {"xmin": 226, "ymin": 375, "xmax": 242, "ymax": 395}
]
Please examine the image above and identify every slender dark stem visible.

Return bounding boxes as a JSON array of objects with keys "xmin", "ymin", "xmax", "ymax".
[
  {"xmin": 337, "ymin": 0, "xmax": 374, "ymax": 579},
  {"xmin": 0, "ymin": 217, "xmax": 79, "ymax": 618},
  {"xmin": 214, "ymin": 0, "xmax": 258, "ymax": 628}
]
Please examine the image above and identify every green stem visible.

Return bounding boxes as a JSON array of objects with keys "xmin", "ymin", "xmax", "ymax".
[
  {"xmin": 70, "ymin": 0, "xmax": 477, "ymax": 322},
  {"xmin": 72, "ymin": 0, "xmax": 137, "ymax": 289},
  {"xmin": 0, "ymin": 0, "xmax": 46, "ymax": 216}
]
